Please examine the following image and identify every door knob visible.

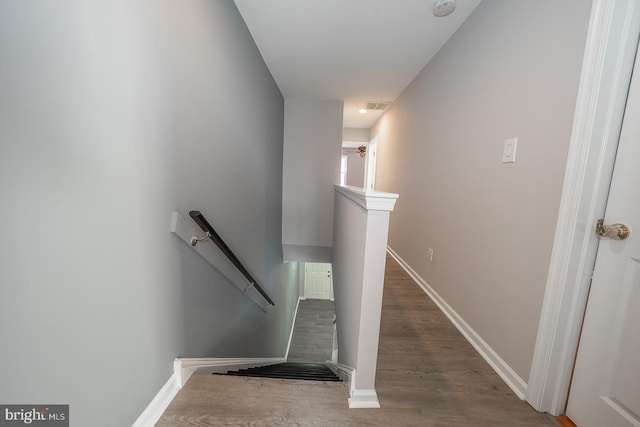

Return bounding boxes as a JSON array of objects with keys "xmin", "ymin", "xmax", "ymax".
[{"xmin": 596, "ymin": 219, "xmax": 630, "ymax": 240}]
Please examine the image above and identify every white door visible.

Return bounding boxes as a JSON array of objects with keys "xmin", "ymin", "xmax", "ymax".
[
  {"xmin": 565, "ymin": 48, "xmax": 640, "ymax": 427},
  {"xmin": 304, "ymin": 263, "xmax": 333, "ymax": 300}
]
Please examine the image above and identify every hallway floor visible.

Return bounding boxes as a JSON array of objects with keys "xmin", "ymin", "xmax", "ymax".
[
  {"xmin": 287, "ymin": 298, "xmax": 335, "ymax": 363},
  {"xmin": 156, "ymin": 255, "xmax": 555, "ymax": 426}
]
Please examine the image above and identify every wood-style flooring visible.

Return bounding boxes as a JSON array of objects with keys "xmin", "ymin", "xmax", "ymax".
[
  {"xmin": 156, "ymin": 254, "xmax": 555, "ymax": 426},
  {"xmin": 287, "ymin": 299, "xmax": 335, "ymax": 363}
]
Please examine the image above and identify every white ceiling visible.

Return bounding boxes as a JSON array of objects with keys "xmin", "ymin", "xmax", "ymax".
[{"xmin": 233, "ymin": 0, "xmax": 482, "ymax": 128}]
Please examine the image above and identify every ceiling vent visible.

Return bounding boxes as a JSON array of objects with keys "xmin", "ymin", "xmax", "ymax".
[{"xmin": 364, "ymin": 101, "xmax": 392, "ymax": 111}]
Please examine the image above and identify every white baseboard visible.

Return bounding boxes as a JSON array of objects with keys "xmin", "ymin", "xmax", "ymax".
[
  {"xmin": 387, "ymin": 247, "xmax": 528, "ymax": 400},
  {"xmin": 326, "ymin": 361, "xmax": 354, "ymax": 388},
  {"xmin": 133, "ymin": 357, "xmax": 286, "ymax": 426},
  {"xmin": 348, "ymin": 389, "xmax": 380, "ymax": 409},
  {"xmin": 285, "ymin": 297, "xmax": 302, "ymax": 360},
  {"xmin": 131, "ymin": 372, "xmax": 180, "ymax": 427},
  {"xmin": 326, "ymin": 362, "xmax": 380, "ymax": 409}
]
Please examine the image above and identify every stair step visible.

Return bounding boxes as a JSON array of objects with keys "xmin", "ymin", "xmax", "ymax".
[
  {"xmin": 245, "ymin": 364, "xmax": 333, "ymax": 373},
  {"xmin": 221, "ymin": 363, "xmax": 341, "ymax": 383},
  {"xmin": 239, "ymin": 368, "xmax": 335, "ymax": 376},
  {"xmin": 226, "ymin": 371, "xmax": 342, "ymax": 381}
]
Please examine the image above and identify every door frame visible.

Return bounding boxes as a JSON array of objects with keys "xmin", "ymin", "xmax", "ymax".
[
  {"xmin": 527, "ymin": 0, "xmax": 640, "ymax": 415},
  {"xmin": 365, "ymin": 137, "xmax": 377, "ymax": 191}
]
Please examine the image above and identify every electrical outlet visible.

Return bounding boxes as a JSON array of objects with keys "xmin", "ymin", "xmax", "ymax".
[{"xmin": 428, "ymin": 248, "xmax": 434, "ymax": 262}]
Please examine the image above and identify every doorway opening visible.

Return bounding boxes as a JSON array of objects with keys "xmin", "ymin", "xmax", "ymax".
[
  {"xmin": 341, "ymin": 142, "xmax": 367, "ymax": 188},
  {"xmin": 303, "ymin": 262, "xmax": 334, "ymax": 300},
  {"xmin": 341, "ymin": 138, "xmax": 378, "ymax": 190},
  {"xmin": 288, "ymin": 262, "xmax": 336, "ymax": 363}
]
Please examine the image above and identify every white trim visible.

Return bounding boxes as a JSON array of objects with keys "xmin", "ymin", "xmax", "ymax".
[
  {"xmin": 334, "ymin": 185, "xmax": 398, "ymax": 211},
  {"xmin": 131, "ymin": 372, "xmax": 180, "ymax": 427},
  {"xmin": 285, "ymin": 297, "xmax": 303, "ymax": 360},
  {"xmin": 527, "ymin": 0, "xmax": 640, "ymax": 415},
  {"xmin": 387, "ymin": 246, "xmax": 528, "ymax": 399},
  {"xmin": 170, "ymin": 212, "xmax": 272, "ymax": 312},
  {"xmin": 348, "ymin": 389, "xmax": 380, "ymax": 409},
  {"xmin": 326, "ymin": 361, "xmax": 355, "ymax": 390},
  {"xmin": 365, "ymin": 137, "xmax": 377, "ymax": 191},
  {"xmin": 325, "ymin": 362, "xmax": 377, "ymax": 409}
]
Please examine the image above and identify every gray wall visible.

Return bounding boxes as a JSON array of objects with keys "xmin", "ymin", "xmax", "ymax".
[
  {"xmin": 371, "ymin": 0, "xmax": 591, "ymax": 381},
  {"xmin": 0, "ymin": 1, "xmax": 298, "ymax": 426},
  {"xmin": 332, "ymin": 194, "xmax": 367, "ymax": 372},
  {"xmin": 282, "ymin": 99, "xmax": 343, "ymax": 262}
]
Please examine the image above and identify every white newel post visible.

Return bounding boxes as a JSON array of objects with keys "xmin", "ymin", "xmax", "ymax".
[{"xmin": 332, "ymin": 185, "xmax": 399, "ymax": 409}]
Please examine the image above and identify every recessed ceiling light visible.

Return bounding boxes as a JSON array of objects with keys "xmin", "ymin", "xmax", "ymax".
[
  {"xmin": 359, "ymin": 108, "xmax": 368, "ymax": 114},
  {"xmin": 433, "ymin": 0, "xmax": 456, "ymax": 17}
]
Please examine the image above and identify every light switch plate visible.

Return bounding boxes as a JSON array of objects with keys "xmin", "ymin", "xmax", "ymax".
[{"xmin": 502, "ymin": 138, "xmax": 518, "ymax": 163}]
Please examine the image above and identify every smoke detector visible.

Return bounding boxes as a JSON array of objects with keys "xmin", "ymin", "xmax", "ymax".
[{"xmin": 433, "ymin": 0, "xmax": 456, "ymax": 17}]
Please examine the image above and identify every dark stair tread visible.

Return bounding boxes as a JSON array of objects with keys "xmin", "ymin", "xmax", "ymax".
[
  {"xmin": 244, "ymin": 365, "xmax": 333, "ymax": 372},
  {"xmin": 240, "ymin": 368, "xmax": 334, "ymax": 375},
  {"xmin": 221, "ymin": 362, "xmax": 341, "ymax": 383},
  {"xmin": 226, "ymin": 371, "xmax": 341, "ymax": 381},
  {"xmin": 242, "ymin": 363, "xmax": 334, "ymax": 371}
]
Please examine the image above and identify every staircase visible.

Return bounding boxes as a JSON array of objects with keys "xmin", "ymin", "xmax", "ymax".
[
  {"xmin": 223, "ymin": 362, "xmax": 341, "ymax": 382},
  {"xmin": 220, "ymin": 300, "xmax": 341, "ymax": 383}
]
